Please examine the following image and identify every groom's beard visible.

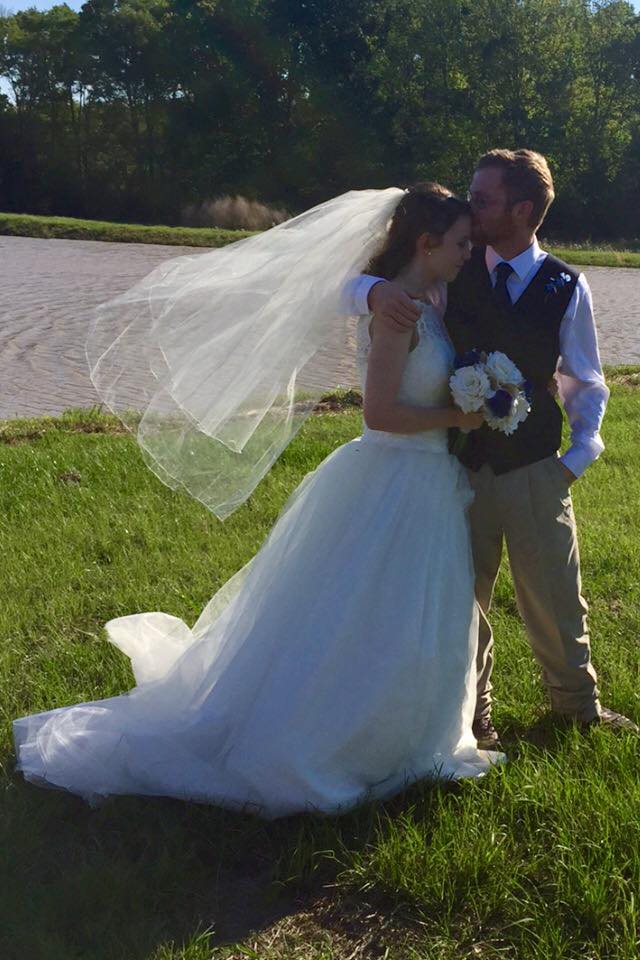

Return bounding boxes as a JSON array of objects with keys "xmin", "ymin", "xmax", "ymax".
[
  {"xmin": 471, "ymin": 223, "xmax": 489, "ymax": 245},
  {"xmin": 471, "ymin": 222, "xmax": 510, "ymax": 248}
]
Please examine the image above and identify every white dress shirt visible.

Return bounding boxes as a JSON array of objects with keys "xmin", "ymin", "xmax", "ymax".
[{"xmin": 346, "ymin": 238, "xmax": 609, "ymax": 477}]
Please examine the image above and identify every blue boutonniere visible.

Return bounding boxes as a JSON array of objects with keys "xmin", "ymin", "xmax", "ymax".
[{"xmin": 544, "ymin": 272, "xmax": 572, "ymax": 297}]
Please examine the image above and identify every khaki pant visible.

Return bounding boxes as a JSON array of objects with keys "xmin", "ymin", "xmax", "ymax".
[{"xmin": 467, "ymin": 455, "xmax": 600, "ymax": 723}]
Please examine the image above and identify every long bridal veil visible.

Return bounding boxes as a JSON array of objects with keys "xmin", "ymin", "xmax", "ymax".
[
  {"xmin": 14, "ymin": 186, "xmax": 505, "ymax": 817},
  {"xmin": 86, "ymin": 188, "xmax": 403, "ymax": 519}
]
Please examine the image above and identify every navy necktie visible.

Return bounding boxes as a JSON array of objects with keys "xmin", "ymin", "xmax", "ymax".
[{"xmin": 493, "ymin": 261, "xmax": 514, "ymax": 307}]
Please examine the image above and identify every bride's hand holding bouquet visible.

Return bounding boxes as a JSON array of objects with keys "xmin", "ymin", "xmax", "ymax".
[{"xmin": 449, "ymin": 349, "xmax": 531, "ymax": 436}]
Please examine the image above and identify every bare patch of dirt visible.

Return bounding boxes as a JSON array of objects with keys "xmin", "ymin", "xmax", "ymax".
[
  {"xmin": 607, "ymin": 371, "xmax": 640, "ymax": 387},
  {"xmin": 0, "ymin": 418, "xmax": 128, "ymax": 444},
  {"xmin": 57, "ymin": 470, "xmax": 83, "ymax": 484},
  {"xmin": 313, "ymin": 390, "xmax": 363, "ymax": 414},
  {"xmin": 216, "ymin": 890, "xmax": 427, "ymax": 959},
  {"xmin": 0, "ymin": 396, "xmax": 362, "ymax": 445}
]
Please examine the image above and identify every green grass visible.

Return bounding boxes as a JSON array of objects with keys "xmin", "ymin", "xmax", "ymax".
[
  {"xmin": 0, "ymin": 212, "xmax": 251, "ymax": 248},
  {"xmin": 2, "ymin": 210, "xmax": 640, "ymax": 266},
  {"xmin": 546, "ymin": 243, "xmax": 640, "ymax": 269},
  {"xmin": 1, "ymin": 373, "xmax": 639, "ymax": 959}
]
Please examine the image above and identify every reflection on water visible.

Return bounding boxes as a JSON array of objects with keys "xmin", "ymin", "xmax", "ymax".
[{"xmin": 0, "ymin": 235, "xmax": 638, "ymax": 419}]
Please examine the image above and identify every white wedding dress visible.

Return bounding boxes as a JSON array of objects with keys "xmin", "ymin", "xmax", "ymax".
[{"xmin": 14, "ymin": 303, "xmax": 502, "ymax": 818}]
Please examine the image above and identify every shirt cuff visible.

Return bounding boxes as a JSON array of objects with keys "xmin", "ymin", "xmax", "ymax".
[
  {"xmin": 350, "ymin": 275, "xmax": 386, "ymax": 315},
  {"xmin": 559, "ymin": 435, "xmax": 605, "ymax": 478}
]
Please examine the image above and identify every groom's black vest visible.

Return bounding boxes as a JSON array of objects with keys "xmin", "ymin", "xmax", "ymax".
[{"xmin": 444, "ymin": 246, "xmax": 579, "ymax": 474}]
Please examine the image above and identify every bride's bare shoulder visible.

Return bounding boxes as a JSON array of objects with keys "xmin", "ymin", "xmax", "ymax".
[{"xmin": 368, "ymin": 313, "xmax": 418, "ymax": 353}]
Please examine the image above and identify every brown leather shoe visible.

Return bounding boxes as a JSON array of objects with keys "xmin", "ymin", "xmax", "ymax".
[
  {"xmin": 472, "ymin": 716, "xmax": 502, "ymax": 750},
  {"xmin": 581, "ymin": 707, "xmax": 639, "ymax": 734}
]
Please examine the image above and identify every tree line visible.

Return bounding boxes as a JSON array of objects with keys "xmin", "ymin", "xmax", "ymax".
[{"xmin": 0, "ymin": 0, "xmax": 638, "ymax": 239}]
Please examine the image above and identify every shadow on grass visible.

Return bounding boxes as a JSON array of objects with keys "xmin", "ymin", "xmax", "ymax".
[
  {"xmin": 0, "ymin": 768, "xmax": 436, "ymax": 960},
  {"xmin": 7, "ymin": 715, "xmax": 593, "ymax": 959},
  {"xmin": 0, "ymin": 779, "xmax": 309, "ymax": 958},
  {"xmin": 498, "ymin": 709, "xmax": 607, "ymax": 756}
]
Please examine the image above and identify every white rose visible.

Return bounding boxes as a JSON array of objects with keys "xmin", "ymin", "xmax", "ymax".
[
  {"xmin": 485, "ymin": 351, "xmax": 523, "ymax": 388},
  {"xmin": 449, "ymin": 365, "xmax": 491, "ymax": 412}
]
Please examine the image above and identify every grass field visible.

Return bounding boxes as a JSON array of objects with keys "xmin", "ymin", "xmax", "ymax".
[
  {"xmin": 1, "ymin": 372, "xmax": 639, "ymax": 959},
  {"xmin": 546, "ymin": 243, "xmax": 640, "ymax": 268},
  {"xmin": 0, "ymin": 211, "xmax": 251, "ymax": 248},
  {"xmin": 2, "ymin": 211, "xmax": 640, "ymax": 268}
]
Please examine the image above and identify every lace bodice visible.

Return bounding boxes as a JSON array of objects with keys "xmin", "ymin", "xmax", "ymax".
[{"xmin": 355, "ymin": 302, "xmax": 455, "ymax": 450}]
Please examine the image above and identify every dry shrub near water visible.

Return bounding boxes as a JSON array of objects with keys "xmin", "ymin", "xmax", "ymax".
[{"xmin": 182, "ymin": 195, "xmax": 291, "ymax": 231}]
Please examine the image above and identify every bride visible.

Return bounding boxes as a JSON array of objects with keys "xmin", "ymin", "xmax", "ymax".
[{"xmin": 13, "ymin": 183, "xmax": 504, "ymax": 819}]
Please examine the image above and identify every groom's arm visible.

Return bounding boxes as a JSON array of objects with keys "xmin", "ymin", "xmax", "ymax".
[
  {"xmin": 555, "ymin": 274, "xmax": 610, "ymax": 482},
  {"xmin": 341, "ymin": 276, "xmax": 421, "ymax": 329}
]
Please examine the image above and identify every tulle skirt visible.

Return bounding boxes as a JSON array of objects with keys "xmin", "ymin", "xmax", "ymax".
[{"xmin": 14, "ymin": 429, "xmax": 503, "ymax": 818}]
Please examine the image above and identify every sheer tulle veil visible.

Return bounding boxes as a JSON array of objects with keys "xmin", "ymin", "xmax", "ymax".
[
  {"xmin": 12, "ymin": 187, "xmax": 505, "ymax": 816},
  {"xmin": 85, "ymin": 188, "xmax": 404, "ymax": 519}
]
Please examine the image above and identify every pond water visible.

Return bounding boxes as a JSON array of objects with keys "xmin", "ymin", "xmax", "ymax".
[{"xmin": 0, "ymin": 235, "xmax": 637, "ymax": 419}]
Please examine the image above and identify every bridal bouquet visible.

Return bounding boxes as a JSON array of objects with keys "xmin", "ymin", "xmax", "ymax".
[{"xmin": 449, "ymin": 350, "xmax": 531, "ymax": 436}]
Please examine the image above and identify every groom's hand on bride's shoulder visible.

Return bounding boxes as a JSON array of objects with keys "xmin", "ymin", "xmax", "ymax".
[{"xmin": 368, "ymin": 281, "xmax": 421, "ymax": 332}]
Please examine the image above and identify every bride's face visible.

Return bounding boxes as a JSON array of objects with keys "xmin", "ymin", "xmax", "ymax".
[{"xmin": 425, "ymin": 215, "xmax": 472, "ymax": 283}]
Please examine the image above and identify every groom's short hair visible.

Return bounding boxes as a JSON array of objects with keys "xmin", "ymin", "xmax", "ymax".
[{"xmin": 476, "ymin": 149, "xmax": 555, "ymax": 230}]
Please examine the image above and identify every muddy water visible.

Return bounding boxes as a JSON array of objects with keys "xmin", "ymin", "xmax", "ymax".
[{"xmin": 0, "ymin": 235, "xmax": 637, "ymax": 419}]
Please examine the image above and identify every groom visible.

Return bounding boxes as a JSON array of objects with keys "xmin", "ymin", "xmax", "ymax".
[{"xmin": 349, "ymin": 148, "xmax": 637, "ymax": 748}]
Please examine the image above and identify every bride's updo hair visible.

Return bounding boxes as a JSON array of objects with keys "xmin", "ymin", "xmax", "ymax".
[{"xmin": 365, "ymin": 182, "xmax": 470, "ymax": 280}]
